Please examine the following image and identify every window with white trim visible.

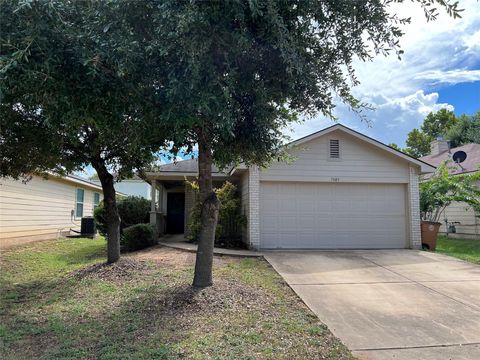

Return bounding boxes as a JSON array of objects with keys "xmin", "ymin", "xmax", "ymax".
[
  {"xmin": 75, "ymin": 188, "xmax": 85, "ymax": 218},
  {"xmin": 93, "ymin": 192, "xmax": 100, "ymax": 209},
  {"xmin": 329, "ymin": 139, "xmax": 340, "ymax": 158}
]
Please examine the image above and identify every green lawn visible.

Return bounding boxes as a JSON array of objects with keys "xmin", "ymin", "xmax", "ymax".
[
  {"xmin": 0, "ymin": 238, "xmax": 353, "ymax": 360},
  {"xmin": 436, "ymin": 235, "xmax": 480, "ymax": 264}
]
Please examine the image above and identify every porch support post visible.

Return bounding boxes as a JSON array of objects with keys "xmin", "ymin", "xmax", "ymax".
[
  {"xmin": 158, "ymin": 184, "xmax": 164, "ymax": 213},
  {"xmin": 150, "ymin": 179, "xmax": 157, "ymax": 212}
]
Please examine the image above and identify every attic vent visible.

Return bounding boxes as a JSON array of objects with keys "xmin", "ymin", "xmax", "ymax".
[{"xmin": 329, "ymin": 139, "xmax": 340, "ymax": 158}]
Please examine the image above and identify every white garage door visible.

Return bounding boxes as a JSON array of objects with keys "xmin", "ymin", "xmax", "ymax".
[{"xmin": 260, "ymin": 182, "xmax": 407, "ymax": 249}]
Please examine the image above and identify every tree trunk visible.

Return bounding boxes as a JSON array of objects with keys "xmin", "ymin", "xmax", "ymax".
[
  {"xmin": 192, "ymin": 133, "xmax": 220, "ymax": 287},
  {"xmin": 93, "ymin": 161, "xmax": 121, "ymax": 264}
]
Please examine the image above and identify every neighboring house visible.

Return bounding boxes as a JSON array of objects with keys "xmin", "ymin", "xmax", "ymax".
[
  {"xmin": 0, "ymin": 174, "xmax": 104, "ymax": 248},
  {"xmin": 92, "ymin": 176, "xmax": 151, "ymax": 199},
  {"xmin": 420, "ymin": 139, "xmax": 480, "ymax": 239},
  {"xmin": 146, "ymin": 124, "xmax": 435, "ymax": 250}
]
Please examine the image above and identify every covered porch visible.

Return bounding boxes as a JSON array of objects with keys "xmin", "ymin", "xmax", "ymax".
[{"xmin": 146, "ymin": 158, "xmax": 246, "ymax": 239}]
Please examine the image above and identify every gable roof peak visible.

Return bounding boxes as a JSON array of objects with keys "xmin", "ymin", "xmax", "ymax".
[{"xmin": 290, "ymin": 123, "xmax": 435, "ymax": 174}]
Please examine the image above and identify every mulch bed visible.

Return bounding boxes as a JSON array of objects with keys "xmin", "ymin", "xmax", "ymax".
[{"xmin": 67, "ymin": 258, "xmax": 151, "ymax": 282}]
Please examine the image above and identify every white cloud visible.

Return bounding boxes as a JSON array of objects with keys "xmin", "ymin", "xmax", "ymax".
[
  {"xmin": 74, "ymin": 167, "xmax": 96, "ymax": 179},
  {"xmin": 464, "ymin": 29, "xmax": 480, "ymax": 53},
  {"xmin": 290, "ymin": 90, "xmax": 454, "ymax": 147},
  {"xmin": 351, "ymin": 0, "xmax": 480, "ymax": 97},
  {"xmin": 153, "ymin": 157, "xmax": 166, "ymax": 166},
  {"xmin": 414, "ymin": 69, "xmax": 480, "ymax": 84},
  {"xmin": 173, "ymin": 155, "xmax": 185, "ymax": 162},
  {"xmin": 291, "ymin": 0, "xmax": 479, "ymax": 147}
]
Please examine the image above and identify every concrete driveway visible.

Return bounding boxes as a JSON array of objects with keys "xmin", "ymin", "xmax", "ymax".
[{"xmin": 265, "ymin": 250, "xmax": 480, "ymax": 360}]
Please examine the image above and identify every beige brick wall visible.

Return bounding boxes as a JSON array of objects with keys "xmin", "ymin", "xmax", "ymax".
[
  {"xmin": 247, "ymin": 166, "xmax": 260, "ymax": 249},
  {"xmin": 408, "ymin": 166, "xmax": 421, "ymax": 249},
  {"xmin": 240, "ymin": 171, "xmax": 250, "ymax": 246}
]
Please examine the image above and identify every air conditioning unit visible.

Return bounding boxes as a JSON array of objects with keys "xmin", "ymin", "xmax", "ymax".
[{"xmin": 67, "ymin": 216, "xmax": 96, "ymax": 238}]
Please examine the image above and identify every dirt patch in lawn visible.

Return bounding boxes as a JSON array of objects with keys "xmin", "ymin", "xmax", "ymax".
[
  {"xmin": 143, "ymin": 278, "xmax": 268, "ymax": 315},
  {"xmin": 67, "ymin": 258, "xmax": 151, "ymax": 282},
  {"xmin": 1, "ymin": 241, "xmax": 355, "ymax": 360},
  {"xmin": 134, "ymin": 245, "xmax": 196, "ymax": 266},
  {"xmin": 135, "ymin": 244, "xmax": 238, "ymax": 267}
]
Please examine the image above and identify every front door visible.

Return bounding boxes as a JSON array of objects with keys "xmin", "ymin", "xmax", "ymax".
[{"xmin": 166, "ymin": 192, "xmax": 185, "ymax": 234}]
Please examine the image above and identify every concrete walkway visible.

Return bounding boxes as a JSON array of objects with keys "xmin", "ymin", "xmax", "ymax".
[
  {"xmin": 158, "ymin": 234, "xmax": 263, "ymax": 257},
  {"xmin": 265, "ymin": 250, "xmax": 480, "ymax": 360}
]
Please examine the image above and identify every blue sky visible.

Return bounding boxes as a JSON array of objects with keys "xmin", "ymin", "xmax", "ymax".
[
  {"xmin": 290, "ymin": 0, "xmax": 480, "ymax": 147},
  {"xmin": 436, "ymin": 82, "xmax": 480, "ymax": 116}
]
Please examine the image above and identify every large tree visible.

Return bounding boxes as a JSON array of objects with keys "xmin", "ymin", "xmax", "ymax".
[
  {"xmin": 0, "ymin": 0, "xmax": 165, "ymax": 263},
  {"xmin": 402, "ymin": 109, "xmax": 478, "ymax": 157},
  {"xmin": 404, "ymin": 109, "xmax": 458, "ymax": 157},
  {"xmin": 1, "ymin": 0, "xmax": 461, "ymax": 285},
  {"xmin": 143, "ymin": 0, "xmax": 461, "ymax": 286},
  {"xmin": 445, "ymin": 111, "xmax": 480, "ymax": 147},
  {"xmin": 404, "ymin": 128, "xmax": 434, "ymax": 158},
  {"xmin": 421, "ymin": 108, "xmax": 458, "ymax": 138}
]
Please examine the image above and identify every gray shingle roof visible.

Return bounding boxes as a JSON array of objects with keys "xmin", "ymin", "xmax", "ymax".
[
  {"xmin": 158, "ymin": 158, "xmax": 229, "ymax": 174},
  {"xmin": 420, "ymin": 143, "xmax": 480, "ymax": 174}
]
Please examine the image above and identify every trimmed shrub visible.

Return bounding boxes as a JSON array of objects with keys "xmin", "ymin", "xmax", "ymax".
[
  {"xmin": 118, "ymin": 196, "xmax": 150, "ymax": 228},
  {"xmin": 215, "ymin": 181, "xmax": 247, "ymax": 248},
  {"xmin": 93, "ymin": 202, "xmax": 108, "ymax": 236},
  {"xmin": 94, "ymin": 196, "xmax": 150, "ymax": 236},
  {"xmin": 121, "ymin": 224, "xmax": 156, "ymax": 252},
  {"xmin": 186, "ymin": 180, "xmax": 201, "ymax": 242},
  {"xmin": 187, "ymin": 181, "xmax": 247, "ymax": 248}
]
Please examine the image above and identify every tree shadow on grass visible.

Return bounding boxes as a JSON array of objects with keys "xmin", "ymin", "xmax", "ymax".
[
  {"xmin": 2, "ymin": 246, "xmax": 282, "ymax": 358},
  {"xmin": 3, "ymin": 261, "xmax": 269, "ymax": 359},
  {"xmin": 36, "ymin": 283, "xmax": 205, "ymax": 359}
]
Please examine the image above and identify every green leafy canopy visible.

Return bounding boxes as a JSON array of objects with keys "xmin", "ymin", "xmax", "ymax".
[
  {"xmin": 420, "ymin": 163, "xmax": 480, "ymax": 223},
  {"xmin": 2, "ymin": 0, "xmax": 464, "ymax": 173},
  {"xmin": 0, "ymin": 0, "xmax": 166, "ymax": 179},
  {"xmin": 401, "ymin": 109, "xmax": 479, "ymax": 158},
  {"xmin": 135, "ymin": 0, "xmax": 463, "ymax": 168}
]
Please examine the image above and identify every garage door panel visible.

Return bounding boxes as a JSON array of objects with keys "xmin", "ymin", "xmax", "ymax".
[
  {"xmin": 299, "ymin": 201, "xmax": 316, "ymax": 213},
  {"xmin": 261, "ymin": 202, "xmax": 278, "ymax": 215},
  {"xmin": 262, "ymin": 233, "xmax": 279, "ymax": 248},
  {"xmin": 278, "ymin": 199, "xmax": 296, "ymax": 211},
  {"xmin": 281, "ymin": 216, "xmax": 298, "ymax": 229},
  {"xmin": 260, "ymin": 182, "xmax": 407, "ymax": 249},
  {"xmin": 261, "ymin": 215, "xmax": 278, "ymax": 231},
  {"xmin": 297, "ymin": 215, "xmax": 317, "ymax": 228}
]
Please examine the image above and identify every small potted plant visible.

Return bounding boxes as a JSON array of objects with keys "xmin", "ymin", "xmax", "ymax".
[{"xmin": 420, "ymin": 163, "xmax": 480, "ymax": 251}]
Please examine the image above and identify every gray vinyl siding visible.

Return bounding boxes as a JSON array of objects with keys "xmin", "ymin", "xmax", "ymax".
[
  {"xmin": 260, "ymin": 129, "xmax": 410, "ymax": 183},
  {"xmin": 439, "ymin": 201, "xmax": 480, "ymax": 239},
  {"xmin": 0, "ymin": 175, "xmax": 102, "ymax": 247}
]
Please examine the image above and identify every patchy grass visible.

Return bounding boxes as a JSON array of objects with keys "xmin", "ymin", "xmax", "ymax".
[
  {"xmin": 436, "ymin": 235, "xmax": 480, "ymax": 264},
  {"xmin": 0, "ymin": 238, "xmax": 354, "ymax": 360}
]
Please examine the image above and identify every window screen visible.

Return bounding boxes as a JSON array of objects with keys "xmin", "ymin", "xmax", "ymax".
[
  {"xmin": 93, "ymin": 192, "xmax": 100, "ymax": 209},
  {"xmin": 76, "ymin": 188, "xmax": 85, "ymax": 218}
]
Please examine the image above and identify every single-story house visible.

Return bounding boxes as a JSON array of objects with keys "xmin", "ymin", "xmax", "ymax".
[
  {"xmin": 0, "ymin": 174, "xmax": 104, "ymax": 248},
  {"xmin": 420, "ymin": 139, "xmax": 480, "ymax": 239},
  {"xmin": 146, "ymin": 124, "xmax": 435, "ymax": 250}
]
